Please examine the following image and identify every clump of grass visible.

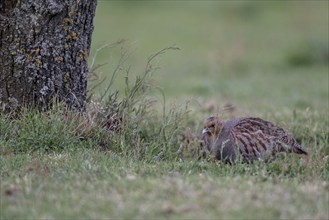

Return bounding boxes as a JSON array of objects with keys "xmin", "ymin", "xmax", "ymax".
[
  {"xmin": 83, "ymin": 44, "xmax": 189, "ymax": 161},
  {"xmin": 0, "ymin": 107, "xmax": 83, "ymax": 154}
]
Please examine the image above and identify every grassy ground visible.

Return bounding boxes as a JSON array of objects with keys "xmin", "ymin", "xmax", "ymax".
[
  {"xmin": 1, "ymin": 1, "xmax": 329, "ymax": 219},
  {"xmin": 1, "ymin": 150, "xmax": 328, "ymax": 219}
]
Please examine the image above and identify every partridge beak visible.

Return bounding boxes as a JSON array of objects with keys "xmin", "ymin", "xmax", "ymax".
[{"xmin": 202, "ymin": 128, "xmax": 209, "ymax": 135}]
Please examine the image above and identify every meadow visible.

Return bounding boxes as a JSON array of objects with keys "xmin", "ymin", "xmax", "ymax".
[{"xmin": 1, "ymin": 1, "xmax": 328, "ymax": 219}]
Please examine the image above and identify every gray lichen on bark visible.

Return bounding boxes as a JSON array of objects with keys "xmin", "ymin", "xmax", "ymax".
[{"xmin": 0, "ymin": 0, "xmax": 97, "ymax": 112}]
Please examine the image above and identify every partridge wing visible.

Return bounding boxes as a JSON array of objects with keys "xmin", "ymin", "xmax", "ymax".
[
  {"xmin": 231, "ymin": 129, "xmax": 279, "ymax": 161},
  {"xmin": 233, "ymin": 117, "xmax": 307, "ymax": 155}
]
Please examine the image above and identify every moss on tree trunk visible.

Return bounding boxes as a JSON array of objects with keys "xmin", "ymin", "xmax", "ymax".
[{"xmin": 0, "ymin": 0, "xmax": 97, "ymax": 112}]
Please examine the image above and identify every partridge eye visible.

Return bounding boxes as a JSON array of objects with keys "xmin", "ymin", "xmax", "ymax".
[{"xmin": 210, "ymin": 124, "xmax": 215, "ymax": 128}]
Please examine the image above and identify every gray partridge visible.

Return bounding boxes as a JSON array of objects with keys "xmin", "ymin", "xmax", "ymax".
[{"xmin": 202, "ymin": 116, "xmax": 308, "ymax": 163}]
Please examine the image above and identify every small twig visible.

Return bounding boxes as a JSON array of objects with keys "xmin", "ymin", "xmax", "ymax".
[{"xmin": 90, "ymin": 39, "xmax": 125, "ymax": 69}]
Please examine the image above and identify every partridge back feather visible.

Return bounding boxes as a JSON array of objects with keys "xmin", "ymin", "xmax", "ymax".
[{"xmin": 202, "ymin": 116, "xmax": 307, "ymax": 163}]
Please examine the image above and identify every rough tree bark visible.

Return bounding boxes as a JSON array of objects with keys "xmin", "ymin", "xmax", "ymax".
[{"xmin": 0, "ymin": 0, "xmax": 97, "ymax": 112}]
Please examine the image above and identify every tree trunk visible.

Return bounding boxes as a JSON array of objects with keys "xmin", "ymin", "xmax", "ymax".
[{"xmin": 0, "ymin": 0, "xmax": 97, "ymax": 112}]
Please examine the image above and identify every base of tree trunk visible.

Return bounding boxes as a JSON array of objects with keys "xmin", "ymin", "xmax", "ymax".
[{"xmin": 0, "ymin": 0, "xmax": 97, "ymax": 112}]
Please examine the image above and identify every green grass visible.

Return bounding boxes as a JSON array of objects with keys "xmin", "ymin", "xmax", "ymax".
[
  {"xmin": 1, "ymin": 145, "xmax": 328, "ymax": 219},
  {"xmin": 1, "ymin": 1, "xmax": 329, "ymax": 219}
]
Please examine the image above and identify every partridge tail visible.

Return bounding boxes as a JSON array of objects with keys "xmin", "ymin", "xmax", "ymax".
[{"xmin": 292, "ymin": 146, "xmax": 308, "ymax": 155}]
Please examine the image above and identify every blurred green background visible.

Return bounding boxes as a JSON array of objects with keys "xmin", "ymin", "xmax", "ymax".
[{"xmin": 89, "ymin": 1, "xmax": 328, "ymax": 114}]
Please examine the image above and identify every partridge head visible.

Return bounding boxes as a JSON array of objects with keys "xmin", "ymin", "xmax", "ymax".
[{"xmin": 202, "ymin": 116, "xmax": 223, "ymax": 139}]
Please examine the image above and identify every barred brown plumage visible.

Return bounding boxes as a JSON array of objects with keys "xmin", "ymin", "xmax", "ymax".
[{"xmin": 202, "ymin": 116, "xmax": 308, "ymax": 163}]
